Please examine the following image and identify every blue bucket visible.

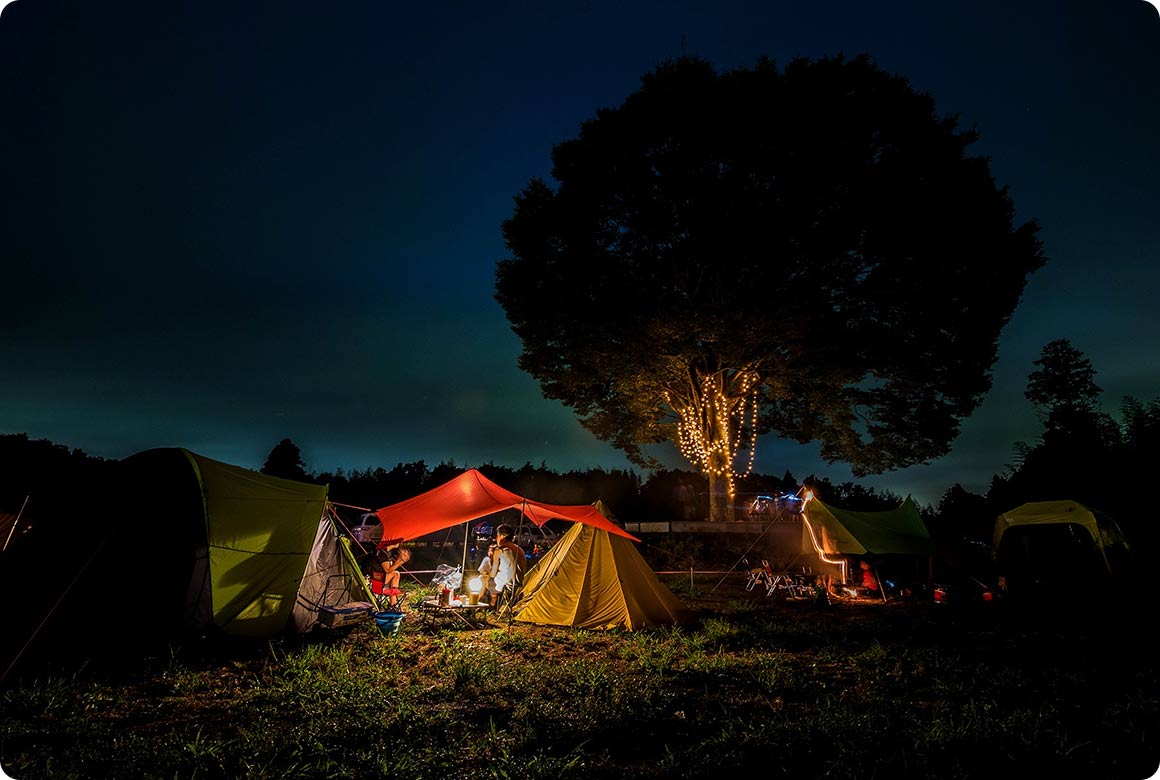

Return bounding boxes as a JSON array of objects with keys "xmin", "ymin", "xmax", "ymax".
[{"xmin": 374, "ymin": 610, "xmax": 405, "ymax": 638}]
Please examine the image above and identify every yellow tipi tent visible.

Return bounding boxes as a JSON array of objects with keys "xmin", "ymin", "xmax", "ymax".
[{"xmin": 513, "ymin": 500, "xmax": 695, "ymax": 631}]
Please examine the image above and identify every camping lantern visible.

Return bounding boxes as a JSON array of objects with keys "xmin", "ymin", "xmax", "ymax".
[{"xmin": 468, "ymin": 576, "xmax": 482, "ymax": 605}]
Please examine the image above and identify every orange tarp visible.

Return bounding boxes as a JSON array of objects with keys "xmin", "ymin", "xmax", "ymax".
[{"xmin": 372, "ymin": 469, "xmax": 640, "ymax": 546}]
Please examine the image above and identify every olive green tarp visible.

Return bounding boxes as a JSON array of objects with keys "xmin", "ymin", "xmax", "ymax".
[
  {"xmin": 513, "ymin": 500, "xmax": 695, "ymax": 631},
  {"xmin": 802, "ymin": 495, "xmax": 934, "ymax": 556}
]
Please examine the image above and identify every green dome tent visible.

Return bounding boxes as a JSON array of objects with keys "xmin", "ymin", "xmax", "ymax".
[
  {"xmin": 1, "ymin": 448, "xmax": 367, "ymax": 681},
  {"xmin": 122, "ymin": 448, "xmax": 372, "ymax": 637},
  {"xmin": 992, "ymin": 500, "xmax": 1133, "ymax": 597}
]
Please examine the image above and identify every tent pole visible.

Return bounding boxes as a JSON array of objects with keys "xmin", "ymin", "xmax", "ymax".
[
  {"xmin": 461, "ymin": 522, "xmax": 469, "ymax": 580},
  {"xmin": 2, "ymin": 493, "xmax": 29, "ymax": 552},
  {"xmin": 709, "ymin": 513, "xmax": 777, "ymax": 594}
]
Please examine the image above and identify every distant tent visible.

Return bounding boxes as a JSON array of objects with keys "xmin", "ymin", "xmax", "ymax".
[
  {"xmin": 802, "ymin": 495, "xmax": 935, "ymax": 556},
  {"xmin": 993, "ymin": 500, "xmax": 1127, "ymax": 562},
  {"xmin": 1, "ymin": 448, "xmax": 367, "ymax": 680},
  {"xmin": 513, "ymin": 500, "xmax": 695, "ymax": 631},
  {"xmin": 992, "ymin": 500, "xmax": 1131, "ymax": 583},
  {"xmin": 371, "ymin": 469, "xmax": 640, "ymax": 544}
]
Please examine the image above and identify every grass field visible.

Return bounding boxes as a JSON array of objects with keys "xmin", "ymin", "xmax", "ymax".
[{"xmin": 1, "ymin": 575, "xmax": 1157, "ymax": 780}]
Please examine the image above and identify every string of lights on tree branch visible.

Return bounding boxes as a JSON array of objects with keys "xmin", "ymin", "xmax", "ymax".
[{"xmin": 665, "ymin": 370, "xmax": 760, "ymax": 497}]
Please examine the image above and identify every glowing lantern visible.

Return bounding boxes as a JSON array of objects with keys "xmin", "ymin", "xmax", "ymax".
[{"xmin": 468, "ymin": 576, "xmax": 483, "ymax": 605}]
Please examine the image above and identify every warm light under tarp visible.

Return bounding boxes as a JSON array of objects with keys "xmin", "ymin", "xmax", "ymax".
[{"xmin": 371, "ymin": 469, "xmax": 641, "ymax": 545}]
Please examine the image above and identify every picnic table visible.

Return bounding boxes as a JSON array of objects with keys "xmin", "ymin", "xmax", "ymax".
[{"xmin": 416, "ymin": 596, "xmax": 493, "ymax": 629}]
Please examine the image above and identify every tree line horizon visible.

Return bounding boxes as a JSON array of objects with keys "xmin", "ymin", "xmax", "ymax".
[{"xmin": 2, "ymin": 334, "xmax": 1156, "ymax": 555}]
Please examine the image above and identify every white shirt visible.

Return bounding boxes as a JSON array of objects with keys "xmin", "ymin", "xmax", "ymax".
[{"xmin": 478, "ymin": 545, "xmax": 517, "ymax": 591}]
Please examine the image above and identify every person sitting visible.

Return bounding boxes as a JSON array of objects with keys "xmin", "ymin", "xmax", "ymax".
[
  {"xmin": 477, "ymin": 524, "xmax": 526, "ymax": 609},
  {"xmin": 370, "ymin": 541, "xmax": 411, "ymax": 608},
  {"xmin": 856, "ymin": 559, "xmax": 880, "ymax": 597}
]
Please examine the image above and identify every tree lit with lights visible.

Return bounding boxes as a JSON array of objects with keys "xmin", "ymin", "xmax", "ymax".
[{"xmin": 497, "ymin": 55, "xmax": 1044, "ymax": 521}]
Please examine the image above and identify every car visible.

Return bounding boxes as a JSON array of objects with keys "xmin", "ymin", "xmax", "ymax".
[
  {"xmin": 350, "ymin": 512, "xmax": 383, "ymax": 544},
  {"xmin": 515, "ymin": 528, "xmax": 559, "ymax": 550}
]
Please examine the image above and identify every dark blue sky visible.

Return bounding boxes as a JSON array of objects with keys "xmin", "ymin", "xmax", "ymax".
[{"xmin": 2, "ymin": 0, "xmax": 1157, "ymax": 507}]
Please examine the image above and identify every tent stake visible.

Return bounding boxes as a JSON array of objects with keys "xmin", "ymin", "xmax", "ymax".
[{"xmin": 874, "ymin": 562, "xmax": 887, "ymax": 603}]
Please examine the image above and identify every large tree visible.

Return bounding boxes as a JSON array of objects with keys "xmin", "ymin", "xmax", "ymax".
[
  {"xmin": 1024, "ymin": 339, "xmax": 1110, "ymax": 435},
  {"xmin": 496, "ymin": 55, "xmax": 1044, "ymax": 520},
  {"xmin": 261, "ymin": 438, "xmax": 310, "ymax": 482},
  {"xmin": 1008, "ymin": 339, "xmax": 1119, "ymax": 506}
]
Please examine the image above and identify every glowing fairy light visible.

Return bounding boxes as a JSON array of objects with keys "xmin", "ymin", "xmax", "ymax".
[{"xmin": 664, "ymin": 369, "xmax": 760, "ymax": 497}]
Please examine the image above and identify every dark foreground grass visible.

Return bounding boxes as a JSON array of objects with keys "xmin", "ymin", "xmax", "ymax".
[{"xmin": 2, "ymin": 576, "xmax": 1157, "ymax": 780}]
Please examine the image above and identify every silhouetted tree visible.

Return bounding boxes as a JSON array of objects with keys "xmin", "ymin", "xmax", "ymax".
[
  {"xmin": 1120, "ymin": 396, "xmax": 1160, "ymax": 452},
  {"xmin": 260, "ymin": 438, "xmax": 310, "ymax": 482},
  {"xmin": 934, "ymin": 483, "xmax": 991, "ymax": 546},
  {"xmin": 1024, "ymin": 338, "xmax": 1119, "ymax": 446},
  {"xmin": 985, "ymin": 473, "xmax": 1019, "ymax": 516},
  {"xmin": 831, "ymin": 482, "xmax": 905, "ymax": 511},
  {"xmin": 1111, "ymin": 395, "xmax": 1160, "ymax": 549},
  {"xmin": 496, "ymin": 54, "xmax": 1044, "ymax": 521},
  {"xmin": 1025, "ymin": 339, "xmax": 1100, "ymax": 417},
  {"xmin": 1007, "ymin": 341, "xmax": 1120, "ymax": 507},
  {"xmin": 0, "ymin": 434, "xmax": 117, "ymax": 551},
  {"xmin": 639, "ymin": 468, "xmax": 705, "ymax": 522}
]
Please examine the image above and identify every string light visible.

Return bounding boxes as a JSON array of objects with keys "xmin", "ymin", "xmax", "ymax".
[
  {"xmin": 664, "ymin": 369, "xmax": 760, "ymax": 498},
  {"xmin": 801, "ymin": 490, "xmax": 847, "ymax": 582}
]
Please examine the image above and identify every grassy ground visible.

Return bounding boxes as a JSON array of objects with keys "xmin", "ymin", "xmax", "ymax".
[{"xmin": 1, "ymin": 575, "xmax": 1157, "ymax": 780}]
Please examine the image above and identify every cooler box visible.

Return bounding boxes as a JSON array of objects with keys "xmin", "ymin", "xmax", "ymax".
[{"xmin": 318, "ymin": 601, "xmax": 374, "ymax": 628}]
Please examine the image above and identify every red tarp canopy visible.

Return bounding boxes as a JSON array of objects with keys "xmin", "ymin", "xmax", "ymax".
[{"xmin": 372, "ymin": 469, "xmax": 640, "ymax": 545}]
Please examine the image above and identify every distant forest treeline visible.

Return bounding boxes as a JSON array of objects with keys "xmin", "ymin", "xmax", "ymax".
[
  {"xmin": 3, "ymin": 371, "xmax": 1159, "ymax": 555},
  {"xmin": 241, "ymin": 398, "xmax": 1160, "ymax": 554},
  {"xmin": 0, "ymin": 432, "xmax": 899, "ymax": 534}
]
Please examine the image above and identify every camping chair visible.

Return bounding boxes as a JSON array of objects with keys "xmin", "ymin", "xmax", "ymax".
[
  {"xmin": 485, "ymin": 563, "xmax": 525, "ymax": 625},
  {"xmin": 490, "ymin": 580, "xmax": 521, "ymax": 625},
  {"xmin": 778, "ymin": 566, "xmax": 816, "ymax": 599},
  {"xmin": 745, "ymin": 560, "xmax": 776, "ymax": 595},
  {"xmin": 369, "ymin": 570, "xmax": 406, "ymax": 611}
]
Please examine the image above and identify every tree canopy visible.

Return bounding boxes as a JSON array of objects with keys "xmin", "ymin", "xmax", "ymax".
[
  {"xmin": 260, "ymin": 438, "xmax": 310, "ymax": 482},
  {"xmin": 496, "ymin": 54, "xmax": 1044, "ymax": 512},
  {"xmin": 1024, "ymin": 338, "xmax": 1106, "ymax": 429}
]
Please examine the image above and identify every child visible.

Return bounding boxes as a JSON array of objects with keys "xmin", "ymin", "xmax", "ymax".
[{"xmin": 371, "ymin": 541, "xmax": 411, "ymax": 608}]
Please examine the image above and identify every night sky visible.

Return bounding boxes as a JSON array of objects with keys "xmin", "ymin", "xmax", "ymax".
[{"xmin": 2, "ymin": 0, "xmax": 1158, "ymax": 508}]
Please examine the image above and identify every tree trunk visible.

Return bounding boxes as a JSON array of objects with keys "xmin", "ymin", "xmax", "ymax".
[{"xmin": 706, "ymin": 462, "xmax": 735, "ymax": 523}]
